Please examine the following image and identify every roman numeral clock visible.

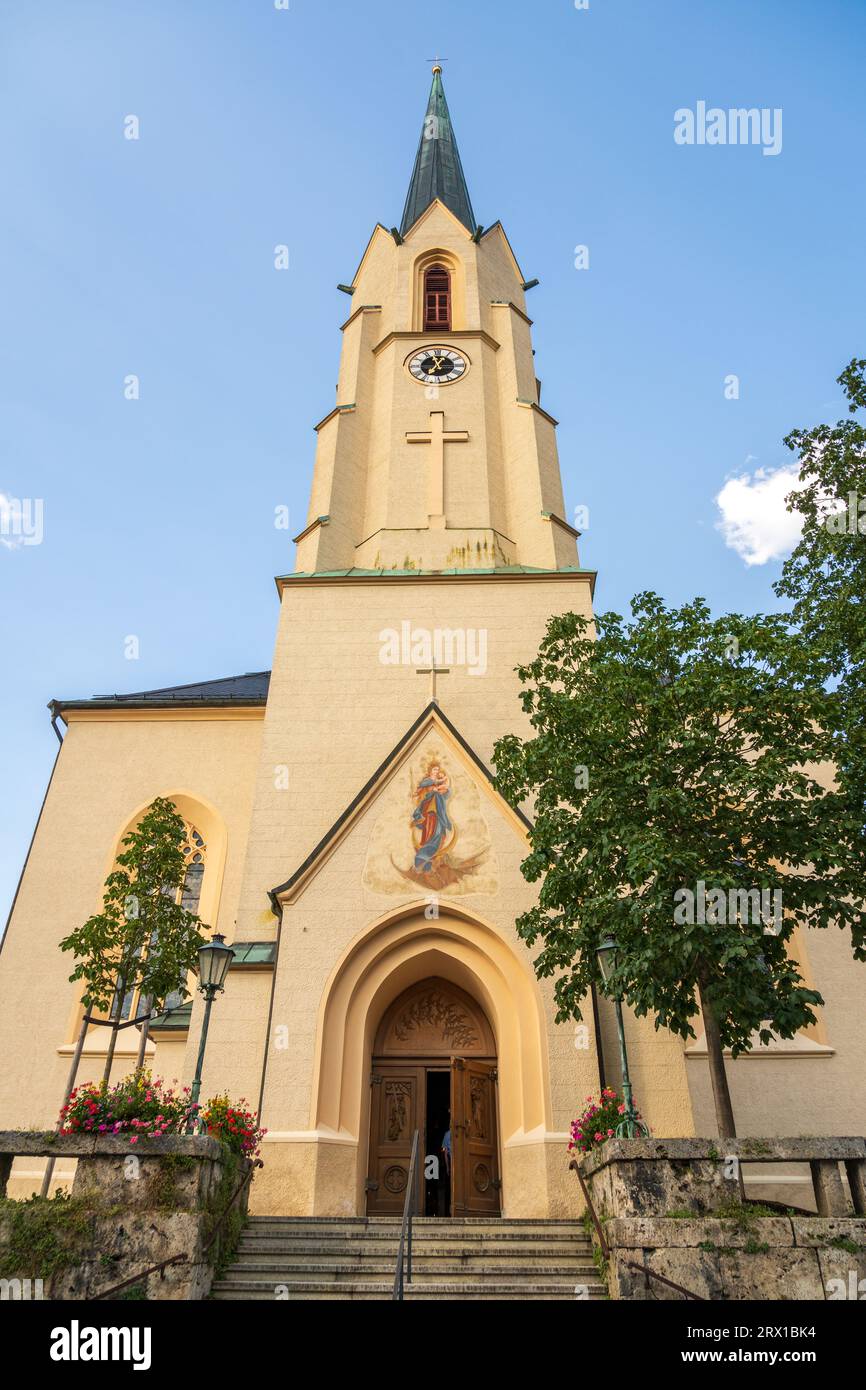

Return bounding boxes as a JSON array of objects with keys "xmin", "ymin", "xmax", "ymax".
[{"xmin": 407, "ymin": 346, "xmax": 468, "ymax": 385}]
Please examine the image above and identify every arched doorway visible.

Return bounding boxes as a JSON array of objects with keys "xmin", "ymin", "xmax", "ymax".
[{"xmin": 366, "ymin": 977, "xmax": 500, "ymax": 1218}]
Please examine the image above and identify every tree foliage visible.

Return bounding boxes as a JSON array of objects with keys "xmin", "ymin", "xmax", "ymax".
[
  {"xmin": 775, "ymin": 356, "xmax": 866, "ymax": 820},
  {"xmin": 493, "ymin": 595, "xmax": 866, "ymax": 1064},
  {"xmin": 59, "ymin": 797, "xmax": 207, "ymax": 1016}
]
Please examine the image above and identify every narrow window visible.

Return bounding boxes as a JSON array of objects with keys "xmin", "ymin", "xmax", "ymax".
[{"xmin": 424, "ymin": 264, "xmax": 451, "ymax": 332}]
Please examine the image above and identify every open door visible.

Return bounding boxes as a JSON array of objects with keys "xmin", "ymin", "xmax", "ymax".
[{"xmin": 450, "ymin": 1056, "xmax": 500, "ymax": 1216}]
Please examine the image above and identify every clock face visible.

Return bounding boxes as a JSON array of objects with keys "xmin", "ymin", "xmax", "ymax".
[{"xmin": 407, "ymin": 345, "xmax": 468, "ymax": 386}]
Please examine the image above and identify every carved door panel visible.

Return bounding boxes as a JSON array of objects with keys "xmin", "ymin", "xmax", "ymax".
[
  {"xmin": 450, "ymin": 1057, "xmax": 500, "ymax": 1216},
  {"xmin": 367, "ymin": 1064, "xmax": 425, "ymax": 1215}
]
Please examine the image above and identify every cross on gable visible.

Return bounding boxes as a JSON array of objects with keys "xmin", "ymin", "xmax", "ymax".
[
  {"xmin": 406, "ymin": 410, "xmax": 469, "ymax": 527},
  {"xmin": 416, "ymin": 666, "xmax": 450, "ymax": 703}
]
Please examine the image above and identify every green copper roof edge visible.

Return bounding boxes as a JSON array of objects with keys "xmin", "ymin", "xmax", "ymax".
[{"xmin": 278, "ymin": 566, "xmax": 594, "ymax": 579}]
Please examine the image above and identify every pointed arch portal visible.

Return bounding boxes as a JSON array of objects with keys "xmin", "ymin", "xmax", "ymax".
[
  {"xmin": 309, "ymin": 902, "xmax": 552, "ymax": 1217},
  {"xmin": 368, "ymin": 977, "xmax": 499, "ymax": 1216}
]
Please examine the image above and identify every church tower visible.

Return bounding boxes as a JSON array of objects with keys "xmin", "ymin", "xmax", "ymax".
[{"xmin": 295, "ymin": 66, "xmax": 582, "ymax": 577}]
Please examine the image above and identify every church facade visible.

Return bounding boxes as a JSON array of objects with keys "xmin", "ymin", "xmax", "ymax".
[{"xmin": 1, "ymin": 71, "xmax": 861, "ymax": 1218}]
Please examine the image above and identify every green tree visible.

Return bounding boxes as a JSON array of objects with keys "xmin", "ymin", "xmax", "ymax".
[
  {"xmin": 493, "ymin": 595, "xmax": 866, "ymax": 1137},
  {"xmin": 60, "ymin": 797, "xmax": 208, "ymax": 1083},
  {"xmin": 775, "ymin": 356, "xmax": 866, "ymax": 821}
]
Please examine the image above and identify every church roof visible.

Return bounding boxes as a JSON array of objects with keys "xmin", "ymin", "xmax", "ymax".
[
  {"xmin": 50, "ymin": 670, "xmax": 271, "ymax": 715},
  {"xmin": 400, "ymin": 68, "xmax": 476, "ymax": 237}
]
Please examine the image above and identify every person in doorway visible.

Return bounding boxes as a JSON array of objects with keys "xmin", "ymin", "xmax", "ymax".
[{"xmin": 441, "ymin": 1124, "xmax": 451, "ymax": 1177}]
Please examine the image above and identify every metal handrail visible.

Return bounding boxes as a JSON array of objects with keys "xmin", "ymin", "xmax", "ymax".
[
  {"xmin": 623, "ymin": 1259, "xmax": 706, "ymax": 1301},
  {"xmin": 392, "ymin": 1129, "xmax": 420, "ymax": 1301},
  {"xmin": 569, "ymin": 1158, "xmax": 610, "ymax": 1260}
]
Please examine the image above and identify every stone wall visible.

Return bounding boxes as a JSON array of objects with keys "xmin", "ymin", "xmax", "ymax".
[
  {"xmin": 0, "ymin": 1133, "xmax": 252, "ymax": 1301},
  {"xmin": 578, "ymin": 1137, "xmax": 866, "ymax": 1301}
]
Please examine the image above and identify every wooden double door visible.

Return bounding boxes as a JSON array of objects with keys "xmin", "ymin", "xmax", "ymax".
[{"xmin": 366, "ymin": 1057, "xmax": 500, "ymax": 1217}]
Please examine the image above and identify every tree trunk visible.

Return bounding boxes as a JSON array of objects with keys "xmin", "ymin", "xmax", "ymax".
[
  {"xmin": 135, "ymin": 1001, "xmax": 151, "ymax": 1073},
  {"xmin": 697, "ymin": 972, "xmax": 737, "ymax": 1138},
  {"xmin": 101, "ymin": 1021, "xmax": 120, "ymax": 1085},
  {"xmin": 41, "ymin": 1010, "xmax": 91, "ymax": 1198}
]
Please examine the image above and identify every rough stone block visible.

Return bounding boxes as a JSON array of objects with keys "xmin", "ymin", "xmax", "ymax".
[
  {"xmin": 607, "ymin": 1216, "xmax": 792, "ymax": 1249},
  {"xmin": 791, "ymin": 1216, "xmax": 866, "ymax": 1248},
  {"xmin": 816, "ymin": 1247, "xmax": 866, "ymax": 1301},
  {"xmin": 612, "ymin": 1247, "xmax": 824, "ymax": 1302}
]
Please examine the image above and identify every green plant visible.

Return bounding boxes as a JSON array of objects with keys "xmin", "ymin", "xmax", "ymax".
[
  {"xmin": 775, "ymin": 357, "xmax": 866, "ymax": 824},
  {"xmin": 494, "ymin": 596, "xmax": 865, "ymax": 1138},
  {"xmin": 712, "ymin": 1198, "xmax": 778, "ymax": 1230},
  {"xmin": 59, "ymin": 798, "xmax": 208, "ymax": 1083},
  {"xmin": 146, "ymin": 1154, "xmax": 198, "ymax": 1210},
  {"xmin": 568, "ymin": 1089, "xmax": 642, "ymax": 1155},
  {"xmin": 827, "ymin": 1235, "xmax": 862, "ymax": 1254},
  {"xmin": 59, "ymin": 1071, "xmax": 194, "ymax": 1141},
  {"xmin": 200, "ymin": 1093, "xmax": 266, "ymax": 1159},
  {"xmin": 0, "ymin": 1191, "xmax": 98, "ymax": 1282}
]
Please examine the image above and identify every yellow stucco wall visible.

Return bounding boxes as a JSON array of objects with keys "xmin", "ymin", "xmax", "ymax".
[{"xmin": 0, "ymin": 710, "xmax": 263, "ymax": 1196}]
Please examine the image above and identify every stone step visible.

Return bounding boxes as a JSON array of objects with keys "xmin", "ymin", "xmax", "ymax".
[
  {"xmin": 233, "ymin": 1239, "xmax": 592, "ymax": 1262},
  {"xmin": 246, "ymin": 1215, "xmax": 586, "ymax": 1225},
  {"xmin": 244, "ymin": 1220, "xmax": 588, "ymax": 1238},
  {"xmin": 211, "ymin": 1279, "xmax": 606, "ymax": 1301},
  {"xmin": 223, "ymin": 1261, "xmax": 598, "ymax": 1281},
  {"xmin": 215, "ymin": 1215, "xmax": 601, "ymax": 1302}
]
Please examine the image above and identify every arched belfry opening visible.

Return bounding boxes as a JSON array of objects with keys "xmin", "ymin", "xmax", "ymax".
[
  {"xmin": 423, "ymin": 263, "xmax": 451, "ymax": 332},
  {"xmin": 366, "ymin": 976, "xmax": 500, "ymax": 1217}
]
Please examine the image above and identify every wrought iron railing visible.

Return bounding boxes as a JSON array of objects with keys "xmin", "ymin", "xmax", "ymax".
[{"xmin": 392, "ymin": 1129, "xmax": 420, "ymax": 1301}]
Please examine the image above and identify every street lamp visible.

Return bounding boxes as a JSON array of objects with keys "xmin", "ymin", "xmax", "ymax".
[
  {"xmin": 188, "ymin": 932, "xmax": 234, "ymax": 1130},
  {"xmin": 596, "ymin": 935, "xmax": 650, "ymax": 1139}
]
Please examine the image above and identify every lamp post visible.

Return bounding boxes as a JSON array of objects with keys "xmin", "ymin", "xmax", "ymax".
[
  {"xmin": 596, "ymin": 935, "xmax": 650, "ymax": 1139},
  {"xmin": 188, "ymin": 932, "xmax": 234, "ymax": 1131}
]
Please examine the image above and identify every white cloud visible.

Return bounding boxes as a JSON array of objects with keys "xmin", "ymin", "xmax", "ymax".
[{"xmin": 714, "ymin": 463, "xmax": 804, "ymax": 566}]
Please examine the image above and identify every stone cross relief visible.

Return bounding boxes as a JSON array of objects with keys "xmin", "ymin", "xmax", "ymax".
[{"xmin": 406, "ymin": 409, "xmax": 469, "ymax": 527}]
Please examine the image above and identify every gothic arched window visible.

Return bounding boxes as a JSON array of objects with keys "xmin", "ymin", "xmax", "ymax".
[{"xmin": 424, "ymin": 264, "xmax": 451, "ymax": 331}]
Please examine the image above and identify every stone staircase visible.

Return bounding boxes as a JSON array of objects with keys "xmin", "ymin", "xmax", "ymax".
[{"xmin": 211, "ymin": 1216, "xmax": 605, "ymax": 1301}]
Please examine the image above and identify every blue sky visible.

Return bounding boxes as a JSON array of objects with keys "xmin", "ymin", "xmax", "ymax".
[{"xmin": 2, "ymin": 0, "xmax": 864, "ymax": 926}]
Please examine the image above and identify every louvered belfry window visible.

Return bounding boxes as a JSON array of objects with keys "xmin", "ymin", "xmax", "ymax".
[{"xmin": 424, "ymin": 264, "xmax": 451, "ymax": 331}]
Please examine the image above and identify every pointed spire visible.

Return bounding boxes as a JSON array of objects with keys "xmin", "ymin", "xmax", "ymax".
[{"xmin": 400, "ymin": 66, "xmax": 476, "ymax": 237}]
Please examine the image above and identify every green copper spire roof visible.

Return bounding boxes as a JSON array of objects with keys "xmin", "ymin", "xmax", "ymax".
[{"xmin": 400, "ymin": 67, "xmax": 476, "ymax": 236}]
